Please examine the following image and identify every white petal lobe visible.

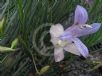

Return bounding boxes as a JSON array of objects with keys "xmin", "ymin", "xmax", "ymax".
[
  {"xmin": 54, "ymin": 47, "xmax": 64, "ymax": 62},
  {"xmin": 50, "ymin": 24, "xmax": 64, "ymax": 37}
]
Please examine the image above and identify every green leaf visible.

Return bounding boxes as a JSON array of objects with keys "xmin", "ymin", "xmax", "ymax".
[
  {"xmin": 16, "ymin": 0, "xmax": 24, "ymax": 24},
  {"xmin": 39, "ymin": 65, "xmax": 50, "ymax": 75},
  {"xmin": 0, "ymin": 46, "xmax": 16, "ymax": 52},
  {"xmin": 0, "ymin": 17, "xmax": 5, "ymax": 33},
  {"xmin": 11, "ymin": 38, "xmax": 19, "ymax": 49}
]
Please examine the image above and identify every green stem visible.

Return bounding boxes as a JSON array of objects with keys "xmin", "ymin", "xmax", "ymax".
[{"xmin": 31, "ymin": 54, "xmax": 40, "ymax": 75}]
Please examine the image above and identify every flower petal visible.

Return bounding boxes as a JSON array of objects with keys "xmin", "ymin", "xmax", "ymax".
[
  {"xmin": 72, "ymin": 38, "xmax": 89, "ymax": 58},
  {"xmin": 64, "ymin": 41, "xmax": 81, "ymax": 56},
  {"xmin": 74, "ymin": 5, "xmax": 88, "ymax": 24},
  {"xmin": 63, "ymin": 38, "xmax": 89, "ymax": 57},
  {"xmin": 64, "ymin": 23, "xmax": 101, "ymax": 37},
  {"xmin": 54, "ymin": 47, "xmax": 64, "ymax": 62},
  {"xmin": 78, "ymin": 23, "xmax": 101, "ymax": 36},
  {"xmin": 59, "ymin": 32, "xmax": 73, "ymax": 40},
  {"xmin": 50, "ymin": 24, "xmax": 64, "ymax": 38}
]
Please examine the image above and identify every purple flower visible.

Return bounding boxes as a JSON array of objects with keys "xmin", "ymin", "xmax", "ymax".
[{"xmin": 49, "ymin": 5, "xmax": 101, "ymax": 62}]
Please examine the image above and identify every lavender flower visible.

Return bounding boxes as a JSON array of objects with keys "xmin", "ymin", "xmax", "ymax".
[
  {"xmin": 50, "ymin": 5, "xmax": 101, "ymax": 62},
  {"xmin": 62, "ymin": 5, "xmax": 101, "ymax": 38}
]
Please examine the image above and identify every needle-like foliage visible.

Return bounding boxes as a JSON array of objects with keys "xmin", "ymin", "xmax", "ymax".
[{"xmin": 0, "ymin": 0, "xmax": 102, "ymax": 76}]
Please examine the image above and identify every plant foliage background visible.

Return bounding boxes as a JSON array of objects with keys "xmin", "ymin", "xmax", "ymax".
[{"xmin": 0, "ymin": 0, "xmax": 102, "ymax": 76}]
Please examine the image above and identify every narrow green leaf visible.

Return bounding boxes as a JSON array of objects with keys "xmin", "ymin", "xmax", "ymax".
[
  {"xmin": 11, "ymin": 38, "xmax": 19, "ymax": 49},
  {"xmin": 16, "ymin": 0, "xmax": 25, "ymax": 25},
  {"xmin": 0, "ymin": 17, "xmax": 5, "ymax": 33},
  {"xmin": 0, "ymin": 46, "xmax": 16, "ymax": 52}
]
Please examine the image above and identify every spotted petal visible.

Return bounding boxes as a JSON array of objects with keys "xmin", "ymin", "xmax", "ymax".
[
  {"xmin": 72, "ymin": 38, "xmax": 89, "ymax": 58},
  {"xmin": 74, "ymin": 5, "xmax": 88, "ymax": 24},
  {"xmin": 63, "ymin": 37, "xmax": 89, "ymax": 57},
  {"xmin": 64, "ymin": 41, "xmax": 81, "ymax": 56},
  {"xmin": 54, "ymin": 47, "xmax": 64, "ymax": 62}
]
